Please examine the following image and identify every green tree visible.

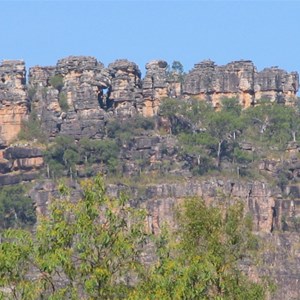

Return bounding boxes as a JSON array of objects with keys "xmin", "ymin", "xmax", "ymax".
[
  {"xmin": 58, "ymin": 92, "xmax": 69, "ymax": 112},
  {"xmin": 242, "ymin": 101, "xmax": 298, "ymax": 150},
  {"xmin": 206, "ymin": 109, "xmax": 242, "ymax": 168},
  {"xmin": 0, "ymin": 176, "xmax": 147, "ymax": 299},
  {"xmin": 0, "ymin": 185, "xmax": 36, "ymax": 229},
  {"xmin": 44, "ymin": 135, "xmax": 78, "ymax": 178},
  {"xmin": 49, "ymin": 74, "xmax": 64, "ymax": 91},
  {"xmin": 171, "ymin": 61, "xmax": 184, "ymax": 75},
  {"xmin": 178, "ymin": 132, "xmax": 215, "ymax": 175},
  {"xmin": 18, "ymin": 110, "xmax": 46, "ymax": 143},
  {"xmin": 131, "ymin": 198, "xmax": 269, "ymax": 300},
  {"xmin": 106, "ymin": 116, "xmax": 155, "ymax": 143},
  {"xmin": 78, "ymin": 138, "xmax": 120, "ymax": 173}
]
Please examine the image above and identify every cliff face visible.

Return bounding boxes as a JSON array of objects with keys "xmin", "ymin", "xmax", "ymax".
[
  {"xmin": 0, "ymin": 60, "xmax": 28, "ymax": 147},
  {"xmin": 28, "ymin": 176, "xmax": 300, "ymax": 300},
  {"xmin": 183, "ymin": 60, "xmax": 299, "ymax": 108},
  {"xmin": 1, "ymin": 56, "xmax": 298, "ymax": 144},
  {"xmin": 1, "ymin": 56, "xmax": 300, "ymax": 298}
]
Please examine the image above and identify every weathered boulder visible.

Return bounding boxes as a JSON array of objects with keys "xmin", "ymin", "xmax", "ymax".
[
  {"xmin": 0, "ymin": 60, "xmax": 28, "ymax": 146},
  {"xmin": 0, "ymin": 171, "xmax": 38, "ymax": 186}
]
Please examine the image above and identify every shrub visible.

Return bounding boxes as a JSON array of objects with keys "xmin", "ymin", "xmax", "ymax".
[
  {"xmin": 0, "ymin": 185, "xmax": 36, "ymax": 229},
  {"xmin": 49, "ymin": 74, "xmax": 64, "ymax": 91},
  {"xmin": 18, "ymin": 110, "xmax": 46, "ymax": 143},
  {"xmin": 107, "ymin": 116, "xmax": 155, "ymax": 142},
  {"xmin": 58, "ymin": 92, "xmax": 69, "ymax": 111}
]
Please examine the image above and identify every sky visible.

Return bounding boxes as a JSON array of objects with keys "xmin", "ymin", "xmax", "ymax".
[{"xmin": 1, "ymin": 0, "xmax": 300, "ymax": 77}]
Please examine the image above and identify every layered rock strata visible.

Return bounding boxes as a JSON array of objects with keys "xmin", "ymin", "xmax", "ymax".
[
  {"xmin": 142, "ymin": 60, "xmax": 169, "ymax": 116},
  {"xmin": 183, "ymin": 60, "xmax": 299, "ymax": 108},
  {"xmin": 0, "ymin": 146, "xmax": 43, "ymax": 186},
  {"xmin": 0, "ymin": 60, "xmax": 28, "ymax": 146},
  {"xmin": 108, "ymin": 59, "xmax": 143, "ymax": 117},
  {"xmin": 0, "ymin": 56, "xmax": 297, "ymax": 142},
  {"xmin": 29, "ymin": 56, "xmax": 111, "ymax": 139}
]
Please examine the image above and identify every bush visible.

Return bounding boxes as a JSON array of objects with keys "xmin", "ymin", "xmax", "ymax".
[
  {"xmin": 0, "ymin": 185, "xmax": 36, "ymax": 229},
  {"xmin": 107, "ymin": 116, "xmax": 155, "ymax": 142},
  {"xmin": 49, "ymin": 74, "xmax": 64, "ymax": 91},
  {"xmin": 18, "ymin": 110, "xmax": 46, "ymax": 143},
  {"xmin": 58, "ymin": 92, "xmax": 69, "ymax": 111}
]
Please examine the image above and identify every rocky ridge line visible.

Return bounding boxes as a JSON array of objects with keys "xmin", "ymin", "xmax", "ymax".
[{"xmin": 0, "ymin": 56, "xmax": 298, "ymax": 145}]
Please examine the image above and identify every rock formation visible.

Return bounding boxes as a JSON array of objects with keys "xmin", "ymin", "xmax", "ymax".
[
  {"xmin": 0, "ymin": 60, "xmax": 28, "ymax": 147},
  {"xmin": 142, "ymin": 60, "xmax": 169, "ymax": 116},
  {"xmin": 183, "ymin": 60, "xmax": 299, "ymax": 108},
  {"xmin": 0, "ymin": 146, "xmax": 43, "ymax": 186},
  {"xmin": 0, "ymin": 56, "xmax": 297, "ymax": 142},
  {"xmin": 108, "ymin": 59, "xmax": 143, "ymax": 117},
  {"xmin": 0, "ymin": 55, "xmax": 299, "ymax": 298},
  {"xmin": 29, "ymin": 56, "xmax": 111, "ymax": 139}
]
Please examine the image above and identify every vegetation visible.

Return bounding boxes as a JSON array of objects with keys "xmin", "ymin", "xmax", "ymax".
[
  {"xmin": 0, "ymin": 176, "xmax": 270, "ymax": 299},
  {"xmin": 49, "ymin": 74, "xmax": 64, "ymax": 91},
  {"xmin": 44, "ymin": 135, "xmax": 120, "ymax": 179},
  {"xmin": 58, "ymin": 92, "xmax": 69, "ymax": 111},
  {"xmin": 0, "ymin": 176, "xmax": 146, "ymax": 299},
  {"xmin": 132, "ymin": 197, "xmax": 268, "ymax": 300},
  {"xmin": 159, "ymin": 97, "xmax": 300, "ymax": 178},
  {"xmin": 0, "ymin": 185, "xmax": 36, "ymax": 229},
  {"xmin": 18, "ymin": 110, "xmax": 46, "ymax": 143},
  {"xmin": 106, "ymin": 115, "xmax": 155, "ymax": 144}
]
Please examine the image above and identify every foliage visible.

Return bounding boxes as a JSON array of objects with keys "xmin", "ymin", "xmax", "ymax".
[
  {"xmin": 49, "ymin": 74, "xmax": 64, "ymax": 91},
  {"xmin": 243, "ymin": 101, "xmax": 300, "ymax": 148},
  {"xmin": 178, "ymin": 132, "xmax": 215, "ymax": 175},
  {"xmin": 78, "ymin": 137, "xmax": 120, "ymax": 173},
  {"xmin": 18, "ymin": 110, "xmax": 46, "ymax": 143},
  {"xmin": 0, "ymin": 185, "xmax": 36, "ymax": 229},
  {"xmin": 45, "ymin": 135, "xmax": 120, "ymax": 178},
  {"xmin": 44, "ymin": 135, "xmax": 78, "ymax": 178},
  {"xmin": 132, "ymin": 198, "xmax": 268, "ymax": 300},
  {"xmin": 0, "ymin": 175, "xmax": 147, "ymax": 299},
  {"xmin": 171, "ymin": 61, "xmax": 184, "ymax": 75},
  {"xmin": 58, "ymin": 92, "xmax": 69, "ymax": 111},
  {"xmin": 107, "ymin": 116, "xmax": 155, "ymax": 143},
  {"xmin": 159, "ymin": 98, "xmax": 214, "ymax": 135},
  {"xmin": 0, "ymin": 176, "xmax": 272, "ymax": 299}
]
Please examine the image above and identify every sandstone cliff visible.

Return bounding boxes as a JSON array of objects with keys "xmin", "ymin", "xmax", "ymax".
[
  {"xmin": 1, "ymin": 56, "xmax": 297, "ymax": 144},
  {"xmin": 1, "ymin": 55, "xmax": 300, "ymax": 299},
  {"xmin": 183, "ymin": 60, "xmax": 299, "ymax": 108},
  {"xmin": 0, "ymin": 60, "xmax": 28, "ymax": 147}
]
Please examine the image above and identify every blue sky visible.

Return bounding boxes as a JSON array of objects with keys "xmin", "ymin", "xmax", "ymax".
[{"xmin": 1, "ymin": 1, "xmax": 299, "ymax": 76}]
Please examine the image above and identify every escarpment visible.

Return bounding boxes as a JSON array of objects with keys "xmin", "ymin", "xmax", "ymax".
[
  {"xmin": 1, "ymin": 56, "xmax": 298, "ymax": 144},
  {"xmin": 0, "ymin": 60, "xmax": 28, "ymax": 147},
  {"xmin": 183, "ymin": 60, "xmax": 299, "ymax": 108},
  {"xmin": 0, "ymin": 55, "xmax": 300, "ymax": 299}
]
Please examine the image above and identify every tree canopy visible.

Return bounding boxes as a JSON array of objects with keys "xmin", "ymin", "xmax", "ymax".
[{"xmin": 0, "ymin": 176, "xmax": 271, "ymax": 299}]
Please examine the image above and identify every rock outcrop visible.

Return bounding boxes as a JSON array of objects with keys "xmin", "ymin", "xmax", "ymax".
[
  {"xmin": 29, "ymin": 56, "xmax": 111, "ymax": 139},
  {"xmin": 108, "ymin": 59, "xmax": 143, "ymax": 117},
  {"xmin": 183, "ymin": 60, "xmax": 299, "ymax": 108},
  {"xmin": 142, "ymin": 60, "xmax": 169, "ymax": 116},
  {"xmin": 0, "ymin": 146, "xmax": 43, "ymax": 186},
  {"xmin": 0, "ymin": 56, "xmax": 296, "ymax": 142},
  {"xmin": 29, "ymin": 177, "xmax": 299, "ymax": 299},
  {"xmin": 0, "ymin": 60, "xmax": 28, "ymax": 146}
]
